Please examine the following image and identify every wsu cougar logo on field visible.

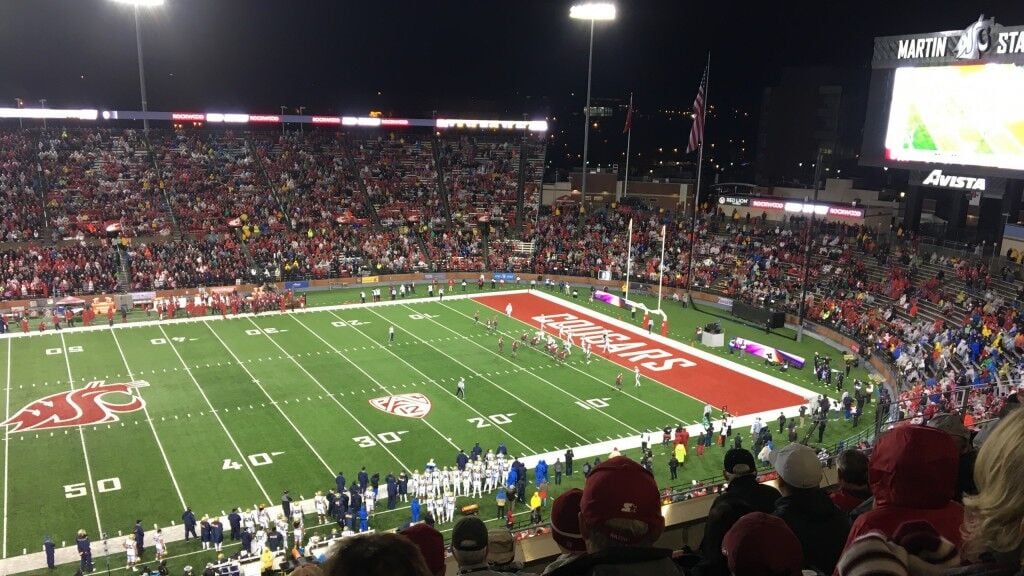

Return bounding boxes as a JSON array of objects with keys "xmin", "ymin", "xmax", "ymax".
[
  {"xmin": 2, "ymin": 380, "xmax": 149, "ymax": 433},
  {"xmin": 369, "ymin": 393, "xmax": 432, "ymax": 419}
]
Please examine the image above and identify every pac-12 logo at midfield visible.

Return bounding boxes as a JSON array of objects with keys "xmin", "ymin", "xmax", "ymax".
[
  {"xmin": 2, "ymin": 381, "xmax": 150, "ymax": 433},
  {"xmin": 369, "ymin": 393, "xmax": 432, "ymax": 419}
]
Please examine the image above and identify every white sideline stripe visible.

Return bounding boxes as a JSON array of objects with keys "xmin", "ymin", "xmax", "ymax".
[
  {"xmin": 244, "ymin": 315, "xmax": 421, "ymax": 471},
  {"xmin": 526, "ymin": 290, "xmax": 820, "ymax": 407},
  {"xmin": 59, "ymin": 333, "xmax": 104, "ymax": 540},
  {"xmin": 280, "ymin": 315, "xmax": 460, "ymax": 455},
  {"xmin": 362, "ymin": 305, "xmax": 590, "ymax": 444},
  {"xmin": 315, "ymin": 308, "xmax": 537, "ymax": 454},
  {"xmin": 0, "ymin": 292, "xmax": 496, "ymax": 340},
  {"xmin": 202, "ymin": 320, "xmax": 336, "ymax": 476},
  {"xmin": 109, "ymin": 329, "xmax": 187, "ymax": 509},
  {"xmin": 395, "ymin": 303, "xmax": 644, "ymax": 436},
  {"xmin": 156, "ymin": 324, "xmax": 272, "ymax": 503},
  {"xmin": 438, "ymin": 301, "xmax": 691, "ymax": 425},
  {"xmin": 2, "ymin": 339, "xmax": 10, "ymax": 558}
]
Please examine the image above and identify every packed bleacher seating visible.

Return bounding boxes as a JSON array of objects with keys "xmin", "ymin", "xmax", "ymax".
[{"xmin": 0, "ymin": 131, "xmax": 46, "ymax": 242}]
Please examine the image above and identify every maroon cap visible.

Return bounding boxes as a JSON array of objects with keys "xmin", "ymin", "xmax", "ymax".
[
  {"xmin": 550, "ymin": 489, "xmax": 585, "ymax": 553},
  {"xmin": 722, "ymin": 512, "xmax": 803, "ymax": 576},
  {"xmin": 580, "ymin": 457, "xmax": 663, "ymax": 544},
  {"xmin": 401, "ymin": 523, "xmax": 445, "ymax": 576}
]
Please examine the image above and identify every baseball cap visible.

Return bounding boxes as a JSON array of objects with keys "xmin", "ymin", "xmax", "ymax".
[
  {"xmin": 723, "ymin": 448, "xmax": 756, "ymax": 475},
  {"xmin": 722, "ymin": 512, "xmax": 803, "ymax": 576},
  {"xmin": 580, "ymin": 457, "xmax": 663, "ymax": 544},
  {"xmin": 401, "ymin": 524, "xmax": 445, "ymax": 576},
  {"xmin": 770, "ymin": 443, "xmax": 822, "ymax": 489},
  {"xmin": 451, "ymin": 516, "xmax": 488, "ymax": 552},
  {"xmin": 926, "ymin": 413, "xmax": 970, "ymax": 444},
  {"xmin": 486, "ymin": 530, "xmax": 515, "ymax": 564},
  {"xmin": 550, "ymin": 489, "xmax": 585, "ymax": 553}
]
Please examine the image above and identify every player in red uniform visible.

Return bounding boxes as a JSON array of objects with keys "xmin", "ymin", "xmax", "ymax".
[
  {"xmin": 615, "ymin": 373, "xmax": 623, "ymax": 392},
  {"xmin": 279, "ymin": 295, "xmax": 287, "ymax": 314},
  {"xmin": 511, "ymin": 339, "xmax": 519, "ymax": 359},
  {"xmin": 19, "ymin": 317, "xmax": 28, "ymax": 333},
  {"xmin": 497, "ymin": 337, "xmax": 504, "ymax": 354},
  {"xmin": 107, "ymin": 307, "xmax": 114, "ymax": 326}
]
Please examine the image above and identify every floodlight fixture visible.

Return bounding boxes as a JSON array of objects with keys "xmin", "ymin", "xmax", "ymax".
[{"xmin": 569, "ymin": 3, "xmax": 616, "ymax": 21}]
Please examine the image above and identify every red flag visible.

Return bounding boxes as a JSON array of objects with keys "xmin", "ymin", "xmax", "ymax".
[
  {"xmin": 623, "ymin": 95, "xmax": 634, "ymax": 134},
  {"xmin": 686, "ymin": 69, "xmax": 707, "ymax": 154}
]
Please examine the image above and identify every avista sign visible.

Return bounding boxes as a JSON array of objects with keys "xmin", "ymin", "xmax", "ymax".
[{"xmin": 921, "ymin": 169, "xmax": 987, "ymax": 191}]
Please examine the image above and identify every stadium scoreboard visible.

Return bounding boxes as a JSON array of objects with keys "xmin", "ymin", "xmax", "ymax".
[{"xmin": 861, "ymin": 15, "xmax": 1024, "ymax": 179}]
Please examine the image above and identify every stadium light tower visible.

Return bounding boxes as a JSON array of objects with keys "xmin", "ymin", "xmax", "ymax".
[
  {"xmin": 570, "ymin": 2, "xmax": 615, "ymax": 209},
  {"xmin": 109, "ymin": 0, "xmax": 164, "ymax": 135}
]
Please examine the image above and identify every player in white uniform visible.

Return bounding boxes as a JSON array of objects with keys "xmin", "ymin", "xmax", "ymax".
[
  {"xmin": 486, "ymin": 460, "xmax": 499, "ymax": 492},
  {"xmin": 276, "ymin": 514, "xmax": 290, "ymax": 548},
  {"xmin": 471, "ymin": 464, "xmax": 483, "ymax": 498},
  {"xmin": 243, "ymin": 509, "xmax": 255, "ymax": 533},
  {"xmin": 253, "ymin": 529, "xmax": 267, "ymax": 556},
  {"xmin": 314, "ymin": 492, "xmax": 327, "ymax": 524},
  {"xmin": 602, "ymin": 331, "xmax": 610, "ymax": 353},
  {"xmin": 364, "ymin": 487, "xmax": 376, "ymax": 516},
  {"xmin": 505, "ymin": 302, "xmax": 513, "ymax": 316},
  {"xmin": 431, "ymin": 469, "xmax": 441, "ymax": 498},
  {"xmin": 442, "ymin": 491, "xmax": 454, "ymax": 523},
  {"xmin": 153, "ymin": 528, "xmax": 166, "ymax": 561},
  {"xmin": 634, "ymin": 366, "xmax": 641, "ymax": 387},
  {"xmin": 292, "ymin": 520, "xmax": 303, "ymax": 550},
  {"xmin": 124, "ymin": 537, "xmax": 137, "ymax": 569},
  {"xmin": 410, "ymin": 470, "xmax": 421, "ymax": 499},
  {"xmin": 461, "ymin": 469, "xmax": 471, "ymax": 497},
  {"xmin": 584, "ymin": 340, "xmax": 592, "ymax": 363},
  {"xmin": 456, "ymin": 377, "xmax": 466, "ymax": 399}
]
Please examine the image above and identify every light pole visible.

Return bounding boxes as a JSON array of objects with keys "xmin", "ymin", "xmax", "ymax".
[
  {"xmin": 280, "ymin": 106, "xmax": 287, "ymax": 132},
  {"xmin": 110, "ymin": 0, "xmax": 164, "ymax": 135},
  {"xmin": 570, "ymin": 2, "xmax": 615, "ymax": 210},
  {"xmin": 39, "ymin": 99, "xmax": 47, "ymax": 130}
]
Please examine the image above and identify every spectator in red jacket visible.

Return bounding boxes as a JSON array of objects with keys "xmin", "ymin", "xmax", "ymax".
[{"xmin": 844, "ymin": 425, "xmax": 963, "ymax": 551}]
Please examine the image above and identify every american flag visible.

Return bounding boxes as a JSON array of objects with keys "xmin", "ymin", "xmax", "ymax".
[
  {"xmin": 623, "ymin": 94, "xmax": 634, "ymax": 134},
  {"xmin": 686, "ymin": 69, "xmax": 707, "ymax": 154}
]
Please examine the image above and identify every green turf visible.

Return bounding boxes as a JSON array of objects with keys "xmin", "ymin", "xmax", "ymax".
[{"xmin": 5, "ymin": 284, "xmax": 876, "ymax": 575}]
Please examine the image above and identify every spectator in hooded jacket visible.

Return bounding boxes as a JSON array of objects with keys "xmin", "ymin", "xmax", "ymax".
[
  {"xmin": 770, "ymin": 443, "xmax": 850, "ymax": 574},
  {"xmin": 844, "ymin": 425, "xmax": 963, "ymax": 551},
  {"xmin": 829, "ymin": 449, "xmax": 872, "ymax": 514}
]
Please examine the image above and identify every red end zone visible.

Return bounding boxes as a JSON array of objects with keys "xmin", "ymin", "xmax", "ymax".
[{"xmin": 473, "ymin": 292, "xmax": 807, "ymax": 415}]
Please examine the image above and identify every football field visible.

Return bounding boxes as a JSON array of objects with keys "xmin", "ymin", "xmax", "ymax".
[{"xmin": 1, "ymin": 289, "xmax": 815, "ymax": 560}]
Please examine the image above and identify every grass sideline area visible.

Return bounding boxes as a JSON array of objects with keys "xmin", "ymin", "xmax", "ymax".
[{"xmin": 5, "ymin": 282, "xmax": 876, "ymax": 576}]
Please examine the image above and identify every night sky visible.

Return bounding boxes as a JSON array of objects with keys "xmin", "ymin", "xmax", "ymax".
[{"xmin": 2, "ymin": 1, "xmax": 1021, "ymax": 172}]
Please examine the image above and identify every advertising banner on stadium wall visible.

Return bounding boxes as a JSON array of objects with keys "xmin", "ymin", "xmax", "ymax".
[
  {"xmin": 423, "ymin": 273, "xmax": 447, "ymax": 282},
  {"xmin": 130, "ymin": 291, "xmax": 156, "ymax": 304},
  {"xmin": 873, "ymin": 15, "xmax": 1024, "ymax": 69},
  {"xmin": 729, "ymin": 337, "xmax": 806, "ymax": 369},
  {"xmin": 283, "ymin": 281, "xmax": 310, "ymax": 290},
  {"xmin": 361, "ymin": 275, "xmax": 380, "ymax": 284},
  {"xmin": 492, "ymin": 272, "xmax": 517, "ymax": 282},
  {"xmin": 724, "ymin": 196, "xmax": 865, "ymax": 219}
]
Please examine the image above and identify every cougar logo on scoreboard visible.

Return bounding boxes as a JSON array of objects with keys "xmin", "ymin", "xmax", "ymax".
[
  {"xmin": 2, "ymin": 380, "xmax": 149, "ymax": 433},
  {"xmin": 369, "ymin": 393, "xmax": 432, "ymax": 419}
]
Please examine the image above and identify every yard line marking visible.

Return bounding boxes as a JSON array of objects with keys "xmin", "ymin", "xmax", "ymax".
[
  {"xmin": 2, "ymin": 339, "xmax": 10, "ymax": 558},
  {"xmin": 203, "ymin": 321, "xmax": 336, "ymax": 476},
  {"xmin": 157, "ymin": 325, "xmax": 272, "ymax": 503},
  {"xmin": 109, "ymin": 329, "xmax": 187, "ymax": 509},
  {"xmin": 400, "ymin": 304, "xmax": 642, "ymax": 435},
  {"xmin": 238, "ymin": 318, "xmax": 417, "ymax": 472},
  {"xmin": 364, "ymin": 307, "xmax": 589, "ymax": 444},
  {"xmin": 439, "ymin": 302, "xmax": 690, "ymax": 425},
  {"xmin": 298, "ymin": 312, "xmax": 534, "ymax": 454},
  {"xmin": 58, "ymin": 333, "xmax": 103, "ymax": 540},
  {"xmin": 268, "ymin": 317, "xmax": 458, "ymax": 454}
]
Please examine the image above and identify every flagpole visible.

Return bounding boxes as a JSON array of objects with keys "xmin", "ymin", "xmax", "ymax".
[
  {"xmin": 686, "ymin": 52, "xmax": 711, "ymax": 301},
  {"xmin": 625, "ymin": 217, "xmax": 633, "ymax": 302},
  {"xmin": 657, "ymin": 224, "xmax": 666, "ymax": 311},
  {"xmin": 623, "ymin": 92, "xmax": 633, "ymax": 198}
]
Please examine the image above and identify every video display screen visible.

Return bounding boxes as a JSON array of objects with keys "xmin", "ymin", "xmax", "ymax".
[{"xmin": 884, "ymin": 64, "xmax": 1024, "ymax": 171}]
